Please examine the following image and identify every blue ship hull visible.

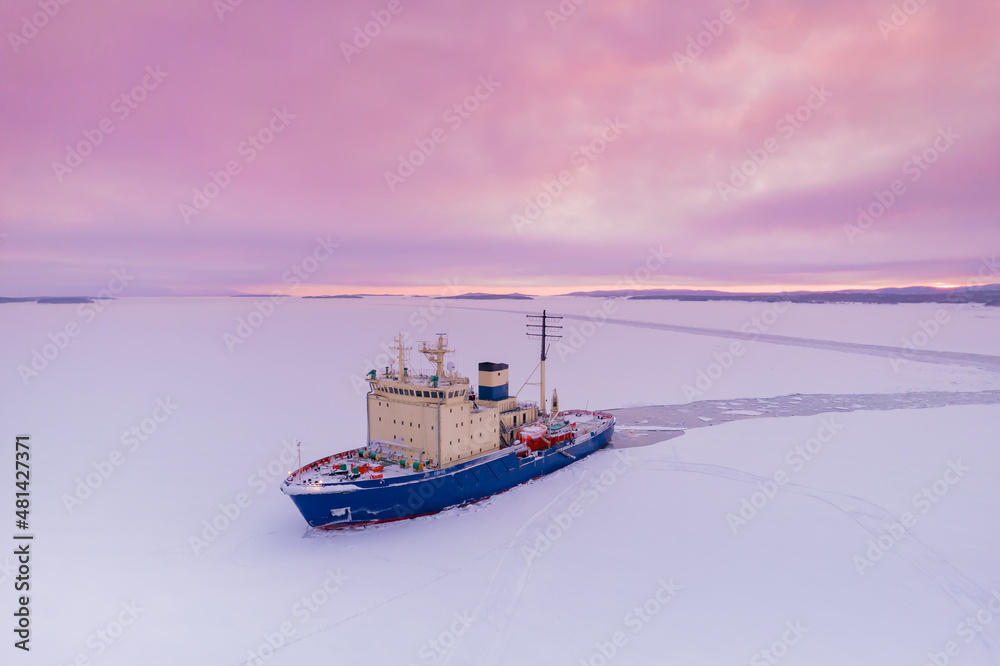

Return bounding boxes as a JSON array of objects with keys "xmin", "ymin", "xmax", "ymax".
[{"xmin": 284, "ymin": 416, "xmax": 615, "ymax": 528}]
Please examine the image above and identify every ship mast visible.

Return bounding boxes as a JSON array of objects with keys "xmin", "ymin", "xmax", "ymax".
[
  {"xmin": 419, "ymin": 334, "xmax": 453, "ymax": 385},
  {"xmin": 526, "ymin": 310, "xmax": 562, "ymax": 415},
  {"xmin": 389, "ymin": 333, "xmax": 411, "ymax": 383}
]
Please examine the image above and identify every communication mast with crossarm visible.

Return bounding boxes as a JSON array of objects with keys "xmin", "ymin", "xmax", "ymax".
[{"xmin": 526, "ymin": 310, "xmax": 562, "ymax": 415}]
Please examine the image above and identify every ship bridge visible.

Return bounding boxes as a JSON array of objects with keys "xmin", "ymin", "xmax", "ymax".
[{"xmin": 364, "ymin": 334, "xmax": 537, "ymax": 468}]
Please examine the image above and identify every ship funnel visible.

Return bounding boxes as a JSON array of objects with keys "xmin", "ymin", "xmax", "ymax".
[{"xmin": 478, "ymin": 362, "xmax": 509, "ymax": 401}]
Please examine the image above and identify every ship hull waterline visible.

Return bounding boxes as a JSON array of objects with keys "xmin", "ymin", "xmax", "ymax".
[{"xmin": 284, "ymin": 416, "xmax": 615, "ymax": 529}]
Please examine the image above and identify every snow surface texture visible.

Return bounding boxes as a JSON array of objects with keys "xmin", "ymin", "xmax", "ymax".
[{"xmin": 1, "ymin": 297, "xmax": 998, "ymax": 665}]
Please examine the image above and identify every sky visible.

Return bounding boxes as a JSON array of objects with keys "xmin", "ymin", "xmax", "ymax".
[{"xmin": 1, "ymin": 0, "xmax": 998, "ymax": 297}]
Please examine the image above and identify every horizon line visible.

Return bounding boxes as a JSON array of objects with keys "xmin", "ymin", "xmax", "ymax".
[{"xmin": 7, "ymin": 281, "xmax": 1000, "ymax": 300}]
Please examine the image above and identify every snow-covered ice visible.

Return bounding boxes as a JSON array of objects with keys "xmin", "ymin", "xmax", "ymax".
[{"xmin": 1, "ymin": 297, "xmax": 998, "ymax": 665}]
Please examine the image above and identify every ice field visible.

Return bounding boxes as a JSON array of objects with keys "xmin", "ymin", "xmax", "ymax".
[{"xmin": 2, "ymin": 296, "xmax": 999, "ymax": 665}]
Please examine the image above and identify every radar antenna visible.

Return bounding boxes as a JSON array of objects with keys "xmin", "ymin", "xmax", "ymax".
[{"xmin": 419, "ymin": 333, "xmax": 453, "ymax": 384}]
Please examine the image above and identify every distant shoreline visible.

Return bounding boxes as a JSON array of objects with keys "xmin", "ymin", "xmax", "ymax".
[{"xmin": 3, "ymin": 284, "xmax": 998, "ymax": 306}]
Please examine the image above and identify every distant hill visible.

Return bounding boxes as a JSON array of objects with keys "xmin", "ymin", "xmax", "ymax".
[
  {"xmin": 602, "ymin": 284, "xmax": 1000, "ymax": 306},
  {"xmin": 302, "ymin": 294, "xmax": 364, "ymax": 299},
  {"xmin": 562, "ymin": 288, "xmax": 730, "ymax": 298},
  {"xmin": 37, "ymin": 297, "xmax": 98, "ymax": 304},
  {"xmin": 0, "ymin": 296, "xmax": 105, "ymax": 304},
  {"xmin": 438, "ymin": 292, "xmax": 534, "ymax": 300}
]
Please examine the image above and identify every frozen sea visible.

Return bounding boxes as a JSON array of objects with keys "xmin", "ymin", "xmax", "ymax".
[{"xmin": 2, "ymin": 296, "xmax": 999, "ymax": 665}]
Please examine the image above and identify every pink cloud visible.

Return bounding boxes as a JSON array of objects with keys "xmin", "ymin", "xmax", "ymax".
[{"xmin": 1, "ymin": 0, "xmax": 998, "ymax": 295}]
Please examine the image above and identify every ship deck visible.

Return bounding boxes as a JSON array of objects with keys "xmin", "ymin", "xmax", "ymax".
[{"xmin": 284, "ymin": 410, "xmax": 614, "ymax": 490}]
